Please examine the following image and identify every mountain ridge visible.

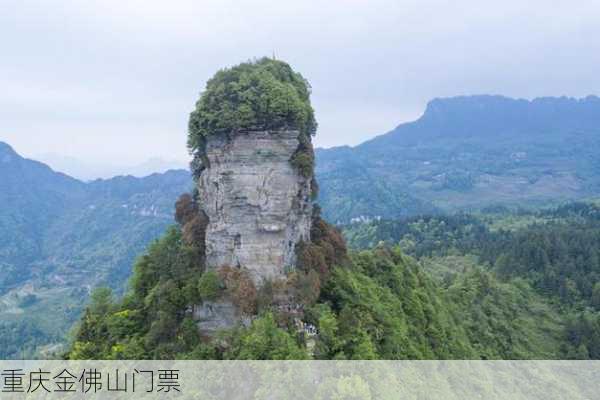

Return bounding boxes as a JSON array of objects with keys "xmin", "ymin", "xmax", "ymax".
[
  {"xmin": 1, "ymin": 140, "xmax": 189, "ymax": 184},
  {"xmin": 316, "ymin": 95, "xmax": 600, "ymax": 223},
  {"xmin": 325, "ymin": 95, "xmax": 600, "ymax": 152},
  {"xmin": 0, "ymin": 144, "xmax": 191, "ymax": 357}
]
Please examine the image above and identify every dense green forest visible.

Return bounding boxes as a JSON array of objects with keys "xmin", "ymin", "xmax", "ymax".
[
  {"xmin": 0, "ymin": 141, "xmax": 191, "ymax": 358},
  {"xmin": 66, "ymin": 202, "xmax": 600, "ymax": 359},
  {"xmin": 188, "ymin": 57, "xmax": 317, "ymax": 181},
  {"xmin": 344, "ymin": 203, "xmax": 600, "ymax": 307},
  {"xmin": 344, "ymin": 202, "xmax": 600, "ymax": 358}
]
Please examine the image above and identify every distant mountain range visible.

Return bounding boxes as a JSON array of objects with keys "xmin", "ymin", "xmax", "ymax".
[
  {"xmin": 0, "ymin": 141, "xmax": 191, "ymax": 357},
  {"xmin": 34, "ymin": 153, "xmax": 188, "ymax": 181},
  {"xmin": 316, "ymin": 95, "xmax": 600, "ymax": 223}
]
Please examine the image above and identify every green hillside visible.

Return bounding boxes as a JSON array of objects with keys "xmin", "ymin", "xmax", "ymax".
[
  {"xmin": 316, "ymin": 95, "xmax": 600, "ymax": 223},
  {"xmin": 343, "ymin": 202, "xmax": 600, "ymax": 359},
  {"xmin": 66, "ymin": 211, "xmax": 566, "ymax": 360},
  {"xmin": 0, "ymin": 142, "xmax": 191, "ymax": 358}
]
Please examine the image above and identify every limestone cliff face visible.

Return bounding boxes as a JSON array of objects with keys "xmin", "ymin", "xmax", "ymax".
[{"xmin": 197, "ymin": 129, "xmax": 313, "ymax": 286}]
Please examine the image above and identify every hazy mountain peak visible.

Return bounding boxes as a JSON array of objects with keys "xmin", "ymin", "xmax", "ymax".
[
  {"xmin": 420, "ymin": 94, "xmax": 600, "ymax": 126},
  {"xmin": 362, "ymin": 94, "xmax": 600, "ymax": 147},
  {"xmin": 423, "ymin": 95, "xmax": 525, "ymax": 116},
  {"xmin": 34, "ymin": 153, "xmax": 189, "ymax": 181},
  {"xmin": 0, "ymin": 141, "xmax": 18, "ymax": 161},
  {"xmin": 423, "ymin": 94, "xmax": 600, "ymax": 115}
]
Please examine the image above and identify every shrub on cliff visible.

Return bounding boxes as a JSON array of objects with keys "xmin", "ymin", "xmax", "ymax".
[
  {"xmin": 198, "ymin": 271, "xmax": 222, "ymax": 301},
  {"xmin": 218, "ymin": 266, "xmax": 258, "ymax": 315}
]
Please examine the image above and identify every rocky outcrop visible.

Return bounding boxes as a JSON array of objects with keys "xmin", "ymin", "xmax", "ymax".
[
  {"xmin": 193, "ymin": 300, "xmax": 243, "ymax": 333},
  {"xmin": 196, "ymin": 129, "xmax": 313, "ymax": 286}
]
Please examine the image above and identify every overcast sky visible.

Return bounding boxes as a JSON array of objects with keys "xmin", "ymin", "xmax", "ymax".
[{"xmin": 1, "ymin": 0, "xmax": 600, "ymax": 170}]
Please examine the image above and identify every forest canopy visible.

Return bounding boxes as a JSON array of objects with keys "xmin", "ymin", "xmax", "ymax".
[
  {"xmin": 187, "ymin": 57, "xmax": 318, "ymax": 182},
  {"xmin": 187, "ymin": 58, "xmax": 317, "ymax": 156}
]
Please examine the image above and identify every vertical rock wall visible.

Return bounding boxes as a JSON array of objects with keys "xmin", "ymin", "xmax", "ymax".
[{"xmin": 196, "ymin": 129, "xmax": 313, "ymax": 286}]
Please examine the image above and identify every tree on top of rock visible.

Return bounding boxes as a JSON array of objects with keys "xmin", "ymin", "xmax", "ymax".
[
  {"xmin": 187, "ymin": 57, "xmax": 318, "ymax": 180},
  {"xmin": 187, "ymin": 57, "xmax": 317, "ymax": 151}
]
